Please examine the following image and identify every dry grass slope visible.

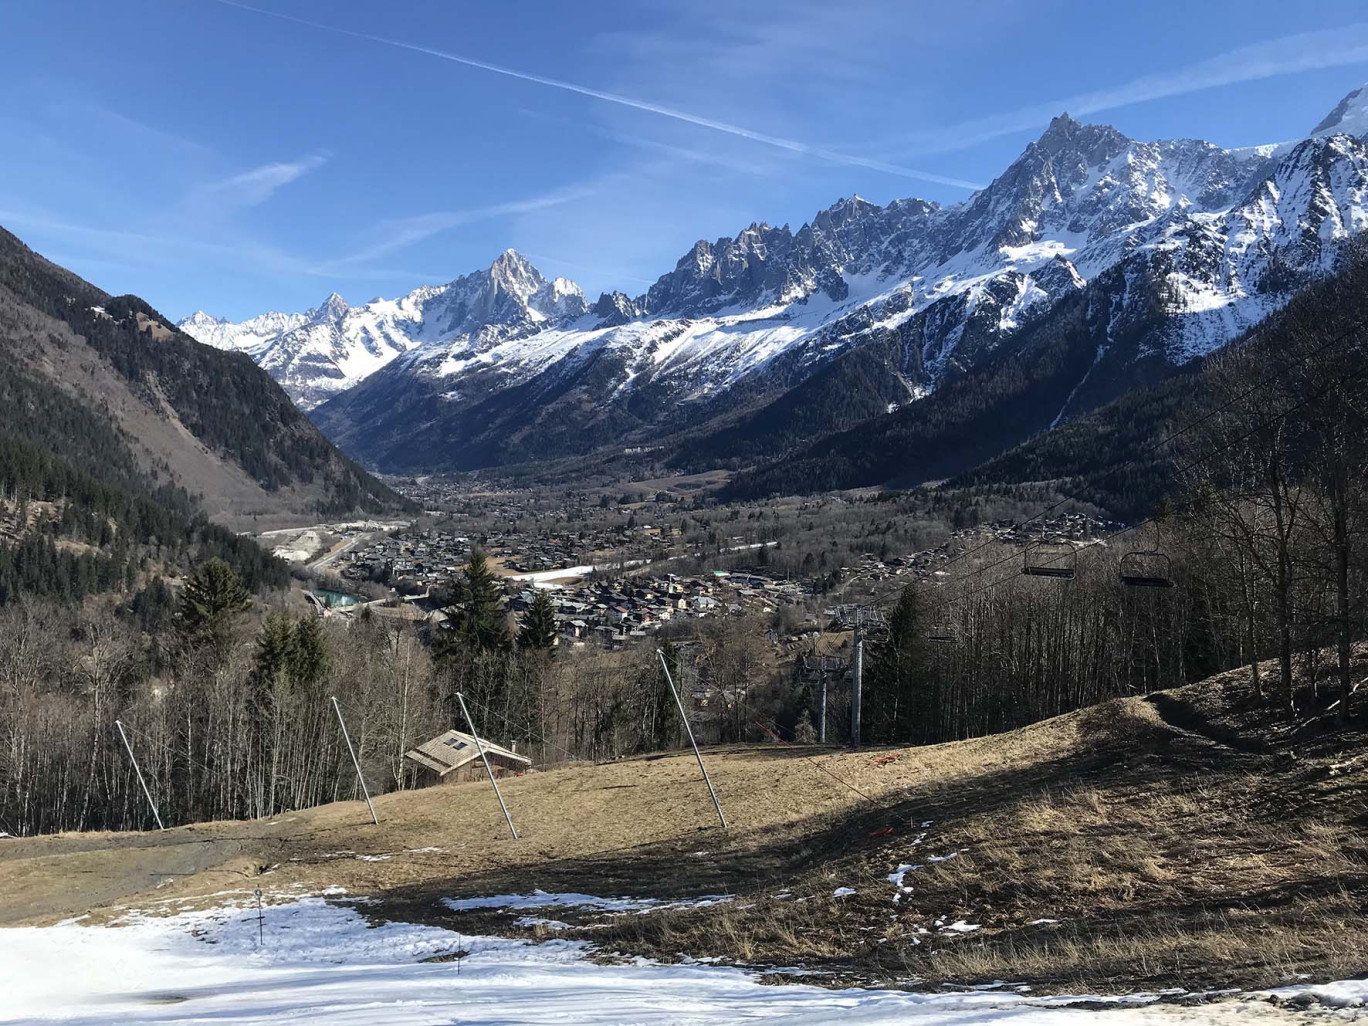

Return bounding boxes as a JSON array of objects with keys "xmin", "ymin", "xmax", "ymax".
[{"xmin": 0, "ymin": 654, "xmax": 1363, "ymax": 995}]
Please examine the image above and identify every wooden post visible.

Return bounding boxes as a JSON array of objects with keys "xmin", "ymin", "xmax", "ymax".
[
  {"xmin": 115, "ymin": 720, "xmax": 164, "ymax": 831},
  {"xmin": 331, "ymin": 697, "xmax": 378, "ymax": 826},
  {"xmin": 456, "ymin": 692, "xmax": 518, "ymax": 840},
  {"xmin": 657, "ymin": 649, "xmax": 727, "ymax": 829}
]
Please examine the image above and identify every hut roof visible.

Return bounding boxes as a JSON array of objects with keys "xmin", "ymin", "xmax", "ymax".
[{"xmin": 403, "ymin": 729, "xmax": 531, "ymax": 777}]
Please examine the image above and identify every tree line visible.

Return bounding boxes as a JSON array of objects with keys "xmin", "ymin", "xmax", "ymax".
[{"xmin": 0, "ymin": 551, "xmax": 756, "ymax": 834}]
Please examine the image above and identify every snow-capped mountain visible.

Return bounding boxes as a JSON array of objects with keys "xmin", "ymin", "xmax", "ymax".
[
  {"xmin": 196, "ymin": 84, "xmax": 1368, "ymax": 476},
  {"xmin": 179, "ymin": 250, "xmax": 587, "ymax": 408},
  {"xmin": 178, "ymin": 308, "xmax": 308, "ymax": 354}
]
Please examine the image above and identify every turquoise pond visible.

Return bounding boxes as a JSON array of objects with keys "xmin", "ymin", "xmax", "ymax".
[{"xmin": 314, "ymin": 589, "xmax": 364, "ymax": 608}]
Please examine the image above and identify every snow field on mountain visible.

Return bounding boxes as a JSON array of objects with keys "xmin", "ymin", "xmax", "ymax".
[
  {"xmin": 8, "ymin": 893, "xmax": 1360, "ymax": 1024},
  {"xmin": 177, "ymin": 85, "xmax": 1368, "ymax": 469}
]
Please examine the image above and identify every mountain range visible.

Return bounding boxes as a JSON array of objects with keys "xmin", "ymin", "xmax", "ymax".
[{"xmin": 180, "ymin": 84, "xmax": 1368, "ymax": 492}]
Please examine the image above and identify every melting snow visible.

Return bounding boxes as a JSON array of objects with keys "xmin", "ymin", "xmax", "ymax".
[
  {"xmin": 941, "ymin": 921, "xmax": 982, "ymax": 934},
  {"xmin": 7, "ymin": 894, "xmax": 1352, "ymax": 1023}
]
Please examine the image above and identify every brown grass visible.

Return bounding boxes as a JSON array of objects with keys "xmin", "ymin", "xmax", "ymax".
[{"xmin": 2, "ymin": 659, "xmax": 1365, "ymax": 995}]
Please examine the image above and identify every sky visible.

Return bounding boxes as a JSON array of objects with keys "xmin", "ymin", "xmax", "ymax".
[{"xmin": 5, "ymin": 1, "xmax": 1368, "ymax": 321}]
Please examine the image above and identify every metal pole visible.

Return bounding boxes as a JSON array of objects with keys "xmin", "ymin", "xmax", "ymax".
[
  {"xmin": 455, "ymin": 692, "xmax": 518, "ymax": 840},
  {"xmin": 657, "ymin": 649, "xmax": 727, "ymax": 829},
  {"xmin": 331, "ymin": 696, "xmax": 379, "ymax": 826},
  {"xmin": 851, "ymin": 621, "xmax": 864, "ymax": 748},
  {"xmin": 115, "ymin": 719, "xmax": 164, "ymax": 831},
  {"xmin": 818, "ymin": 670, "xmax": 828, "ymax": 743}
]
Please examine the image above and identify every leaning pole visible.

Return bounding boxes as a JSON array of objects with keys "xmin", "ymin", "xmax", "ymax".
[
  {"xmin": 456, "ymin": 692, "xmax": 519, "ymax": 840},
  {"xmin": 657, "ymin": 649, "xmax": 727, "ymax": 829}
]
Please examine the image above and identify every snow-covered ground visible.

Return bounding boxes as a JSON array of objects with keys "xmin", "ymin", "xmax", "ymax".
[{"xmin": 4, "ymin": 894, "xmax": 1363, "ymax": 1024}]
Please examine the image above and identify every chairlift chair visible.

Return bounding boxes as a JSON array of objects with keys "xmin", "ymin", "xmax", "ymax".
[
  {"xmin": 1119, "ymin": 550, "xmax": 1175, "ymax": 589},
  {"xmin": 1022, "ymin": 541, "xmax": 1076, "ymax": 580},
  {"xmin": 927, "ymin": 622, "xmax": 959, "ymax": 644},
  {"xmin": 861, "ymin": 622, "xmax": 891, "ymax": 644}
]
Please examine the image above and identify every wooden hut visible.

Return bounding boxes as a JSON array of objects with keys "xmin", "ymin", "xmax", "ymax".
[{"xmin": 403, "ymin": 729, "xmax": 531, "ymax": 786}]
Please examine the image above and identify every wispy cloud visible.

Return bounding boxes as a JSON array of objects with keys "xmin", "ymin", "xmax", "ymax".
[
  {"xmin": 0, "ymin": 204, "xmax": 424, "ymax": 286},
  {"xmin": 325, "ymin": 189, "xmax": 595, "ymax": 270},
  {"xmin": 0, "ymin": 205, "xmax": 311, "ymax": 275},
  {"xmin": 512, "ymin": 106, "xmax": 792, "ymax": 179},
  {"xmin": 191, "ymin": 154, "xmax": 328, "ymax": 209},
  {"xmin": 872, "ymin": 23, "xmax": 1368, "ymax": 157},
  {"xmin": 206, "ymin": 0, "xmax": 981, "ymax": 191},
  {"xmin": 515, "ymin": 248, "xmax": 658, "ymax": 288}
]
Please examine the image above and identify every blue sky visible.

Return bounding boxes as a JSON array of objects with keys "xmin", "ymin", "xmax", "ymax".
[{"xmin": 5, "ymin": 0, "xmax": 1368, "ymax": 320}]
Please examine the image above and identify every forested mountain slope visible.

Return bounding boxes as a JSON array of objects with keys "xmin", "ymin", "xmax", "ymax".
[
  {"xmin": 886, "ymin": 248, "xmax": 1368, "ymax": 522},
  {"xmin": 0, "ymin": 227, "xmax": 410, "ymax": 603},
  {"xmin": 0, "ymin": 227, "xmax": 404, "ymax": 520}
]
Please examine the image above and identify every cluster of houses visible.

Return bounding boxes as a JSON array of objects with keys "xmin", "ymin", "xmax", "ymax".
[
  {"xmin": 338, "ymin": 528, "xmax": 472, "ymax": 588},
  {"xmin": 507, "ymin": 570, "xmax": 805, "ymax": 647}
]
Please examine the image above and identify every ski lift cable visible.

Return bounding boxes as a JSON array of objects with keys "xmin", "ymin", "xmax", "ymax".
[
  {"xmin": 936, "ymin": 350, "xmax": 1368, "ymax": 611},
  {"xmin": 926, "ymin": 318, "xmax": 1368, "ymax": 593},
  {"xmin": 935, "ymin": 342, "xmax": 1368, "ymax": 607},
  {"xmin": 751, "ymin": 716, "xmax": 888, "ymax": 810}
]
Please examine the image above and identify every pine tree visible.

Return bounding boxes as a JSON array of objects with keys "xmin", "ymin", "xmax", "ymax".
[
  {"xmin": 518, "ymin": 589, "xmax": 558, "ymax": 651},
  {"xmin": 453, "ymin": 550, "xmax": 510, "ymax": 653},
  {"xmin": 178, "ymin": 557, "xmax": 250, "ymax": 650},
  {"xmin": 290, "ymin": 614, "xmax": 328, "ymax": 689},
  {"xmin": 863, "ymin": 585, "xmax": 926, "ymax": 743},
  {"xmin": 250, "ymin": 612, "xmax": 294, "ymax": 698},
  {"xmin": 641, "ymin": 642, "xmax": 681, "ymax": 752}
]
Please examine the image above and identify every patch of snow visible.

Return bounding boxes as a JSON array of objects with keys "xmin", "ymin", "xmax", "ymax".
[
  {"xmin": 1262, "ymin": 978, "xmax": 1368, "ymax": 1009},
  {"xmin": 514, "ymin": 916, "xmax": 570, "ymax": 930},
  {"xmin": 888, "ymin": 864, "xmax": 922, "ymax": 888},
  {"xmin": 2, "ymin": 894, "xmax": 1255, "ymax": 1024},
  {"xmin": 832, "ymin": 887, "xmax": 857, "ymax": 898},
  {"xmin": 940, "ymin": 921, "xmax": 982, "ymax": 934}
]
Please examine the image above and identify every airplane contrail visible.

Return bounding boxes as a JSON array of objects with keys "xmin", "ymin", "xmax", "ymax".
[{"xmin": 206, "ymin": 0, "xmax": 982, "ymax": 191}]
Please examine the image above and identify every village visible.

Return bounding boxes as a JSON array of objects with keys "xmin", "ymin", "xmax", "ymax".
[{"xmin": 292, "ymin": 484, "xmax": 1120, "ymax": 651}]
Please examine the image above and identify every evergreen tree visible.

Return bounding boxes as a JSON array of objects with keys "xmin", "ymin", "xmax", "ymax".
[
  {"xmin": 517, "ymin": 589, "xmax": 558, "ymax": 651},
  {"xmin": 641, "ymin": 642, "xmax": 681, "ymax": 752},
  {"xmin": 249, "ymin": 611, "xmax": 295, "ymax": 707},
  {"xmin": 178, "ymin": 558, "xmax": 250, "ymax": 650},
  {"xmin": 863, "ymin": 585, "xmax": 927, "ymax": 743},
  {"xmin": 289, "ymin": 614, "xmax": 329, "ymax": 690},
  {"xmin": 452, "ymin": 550, "xmax": 510, "ymax": 653}
]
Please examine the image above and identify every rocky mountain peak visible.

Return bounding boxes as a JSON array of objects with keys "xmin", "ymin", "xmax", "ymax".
[
  {"xmin": 487, "ymin": 248, "xmax": 544, "ymax": 288},
  {"xmin": 1311, "ymin": 83, "xmax": 1368, "ymax": 139},
  {"xmin": 310, "ymin": 292, "xmax": 350, "ymax": 325},
  {"xmin": 592, "ymin": 290, "xmax": 641, "ymax": 327},
  {"xmin": 1032, "ymin": 112, "xmax": 1130, "ymax": 165},
  {"xmin": 813, "ymin": 194, "xmax": 882, "ymax": 233}
]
